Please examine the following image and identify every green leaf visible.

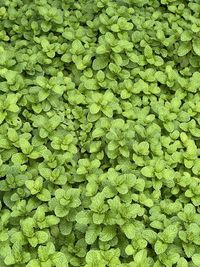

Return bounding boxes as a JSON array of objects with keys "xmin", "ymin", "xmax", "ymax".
[
  {"xmin": 46, "ymin": 215, "xmax": 60, "ymax": 226},
  {"xmin": 177, "ymin": 42, "xmax": 191, "ymax": 56},
  {"xmin": 7, "ymin": 128, "xmax": 18, "ymax": 142},
  {"xmin": 19, "ymin": 138, "xmax": 33, "ymax": 154},
  {"xmin": 48, "ymin": 115, "xmax": 61, "ymax": 130},
  {"xmin": 4, "ymin": 254, "xmax": 15, "ymax": 265},
  {"xmin": 52, "ymin": 252, "xmax": 68, "ymax": 267},
  {"xmin": 192, "ymin": 254, "xmax": 200, "ymax": 266},
  {"xmin": 39, "ymin": 167, "xmax": 51, "ymax": 179},
  {"xmin": 125, "ymin": 245, "xmax": 134, "ymax": 256},
  {"xmin": 109, "ymin": 63, "xmax": 121, "ymax": 73},
  {"xmin": 38, "ymin": 90, "xmax": 49, "ymax": 101},
  {"xmin": 154, "ymin": 240, "xmax": 168, "ymax": 255},
  {"xmin": 193, "ymin": 39, "xmax": 200, "ymax": 56},
  {"xmin": 96, "ymin": 44, "xmax": 108, "ymax": 54},
  {"xmin": 0, "ymin": 232, "xmax": 8, "ymax": 242},
  {"xmin": 0, "ymin": 112, "xmax": 6, "ymax": 124},
  {"xmin": 59, "ymin": 220, "xmax": 72, "ymax": 236},
  {"xmin": 97, "ymin": 70, "xmax": 105, "ymax": 82},
  {"xmin": 108, "ymin": 141, "xmax": 118, "ymax": 151},
  {"xmin": 177, "ymin": 257, "xmax": 188, "ymax": 267},
  {"xmin": 144, "ymin": 45, "xmax": 153, "ymax": 58},
  {"xmin": 86, "ymin": 250, "xmax": 104, "ymax": 265},
  {"xmin": 133, "ymin": 79, "xmax": 148, "ymax": 94},
  {"xmin": 183, "ymin": 243, "xmax": 195, "ymax": 258},
  {"xmin": 102, "ymin": 249, "xmax": 120, "ymax": 266},
  {"xmin": 92, "ymin": 128, "xmax": 105, "ymax": 138},
  {"xmin": 61, "ymin": 53, "xmax": 71, "ymax": 63},
  {"xmin": 25, "ymin": 179, "xmax": 35, "ymax": 190},
  {"xmin": 134, "ymin": 249, "xmax": 147, "ymax": 263},
  {"xmin": 111, "ymin": 24, "xmax": 120, "ymax": 32},
  {"xmin": 92, "ymin": 56, "xmax": 109, "ymax": 70},
  {"xmin": 159, "ymin": 224, "xmax": 178, "ymax": 243},
  {"xmin": 84, "ymin": 79, "xmax": 99, "ymax": 90},
  {"xmin": 4, "ymin": 94, "xmax": 19, "ymax": 113},
  {"xmin": 93, "ymin": 213, "xmax": 104, "ymax": 224},
  {"xmin": 117, "ymin": 184, "xmax": 128, "ymax": 194},
  {"xmin": 142, "ymin": 229, "xmax": 157, "ymax": 244},
  {"xmin": 55, "ymin": 189, "xmax": 65, "ymax": 200},
  {"xmin": 55, "ymin": 205, "xmax": 69, "ymax": 218},
  {"xmin": 128, "ymin": 52, "xmax": 139, "ymax": 63},
  {"xmin": 99, "ymin": 226, "xmax": 116, "ymax": 242},
  {"xmin": 90, "ymin": 103, "xmax": 100, "ymax": 114},
  {"xmin": 36, "ymin": 231, "xmax": 49, "ymax": 244},
  {"xmin": 76, "ymin": 211, "xmax": 91, "ymax": 225},
  {"xmin": 0, "ymin": 138, "xmax": 10, "ymax": 149},
  {"xmin": 21, "ymin": 217, "xmax": 35, "ymax": 237},
  {"xmin": 103, "ymin": 106, "xmax": 113, "ymax": 118},
  {"xmin": 121, "ymin": 223, "xmax": 135, "ymax": 239},
  {"xmin": 105, "ymin": 32, "xmax": 115, "ymax": 44},
  {"xmin": 52, "ymin": 85, "xmax": 65, "ymax": 95},
  {"xmin": 141, "ymin": 166, "xmax": 154, "ymax": 177},
  {"xmin": 71, "ymin": 40, "xmax": 85, "ymax": 55},
  {"xmin": 27, "ymin": 259, "xmax": 41, "ymax": 267},
  {"xmin": 85, "ymin": 225, "xmax": 101, "ymax": 244},
  {"xmin": 36, "ymin": 76, "xmax": 46, "ymax": 87},
  {"xmin": 37, "ymin": 188, "xmax": 51, "ymax": 202},
  {"xmin": 181, "ymin": 31, "xmax": 192, "ymax": 42}
]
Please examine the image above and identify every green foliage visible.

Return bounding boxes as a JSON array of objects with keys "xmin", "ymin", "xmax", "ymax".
[{"xmin": 0, "ymin": 0, "xmax": 200, "ymax": 266}]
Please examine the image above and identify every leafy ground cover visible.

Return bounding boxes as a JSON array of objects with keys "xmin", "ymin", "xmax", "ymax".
[{"xmin": 0, "ymin": 0, "xmax": 200, "ymax": 266}]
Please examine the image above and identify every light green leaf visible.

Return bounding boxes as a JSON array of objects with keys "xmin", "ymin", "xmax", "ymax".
[
  {"xmin": 86, "ymin": 250, "xmax": 104, "ymax": 265},
  {"xmin": 154, "ymin": 240, "xmax": 168, "ymax": 255},
  {"xmin": 96, "ymin": 44, "xmax": 108, "ymax": 54},
  {"xmin": 55, "ymin": 205, "xmax": 69, "ymax": 218},
  {"xmin": 103, "ymin": 106, "xmax": 113, "ymax": 118},
  {"xmin": 181, "ymin": 31, "xmax": 192, "ymax": 42},
  {"xmin": 177, "ymin": 257, "xmax": 188, "ymax": 267},
  {"xmin": 141, "ymin": 166, "xmax": 154, "ymax": 177},
  {"xmin": 92, "ymin": 128, "xmax": 105, "ymax": 138},
  {"xmin": 134, "ymin": 249, "xmax": 147, "ymax": 263},
  {"xmin": 121, "ymin": 223, "xmax": 135, "ymax": 239},
  {"xmin": 92, "ymin": 56, "xmax": 109, "ymax": 70},
  {"xmin": 36, "ymin": 231, "xmax": 49, "ymax": 244},
  {"xmin": 90, "ymin": 103, "xmax": 100, "ymax": 114},
  {"xmin": 37, "ymin": 188, "xmax": 51, "ymax": 202},
  {"xmin": 84, "ymin": 79, "xmax": 99, "ymax": 90},
  {"xmin": 46, "ymin": 215, "xmax": 60, "ymax": 226},
  {"xmin": 76, "ymin": 211, "xmax": 91, "ymax": 225},
  {"xmin": 85, "ymin": 225, "xmax": 101, "ymax": 244},
  {"xmin": 99, "ymin": 226, "xmax": 116, "ymax": 242},
  {"xmin": 52, "ymin": 85, "xmax": 65, "ymax": 95},
  {"xmin": 177, "ymin": 42, "xmax": 191, "ymax": 56},
  {"xmin": 144, "ymin": 45, "xmax": 153, "ymax": 58},
  {"xmin": 0, "ymin": 232, "xmax": 8, "ymax": 242},
  {"xmin": 52, "ymin": 252, "xmax": 68, "ymax": 267},
  {"xmin": 0, "ymin": 112, "xmax": 6, "ymax": 124},
  {"xmin": 38, "ymin": 90, "xmax": 49, "ymax": 101},
  {"xmin": 125, "ymin": 245, "xmax": 134, "ymax": 256},
  {"xmin": 19, "ymin": 138, "xmax": 33, "ymax": 154},
  {"xmin": 27, "ymin": 259, "xmax": 41, "ymax": 267},
  {"xmin": 93, "ymin": 213, "xmax": 104, "ymax": 224},
  {"xmin": 7, "ymin": 128, "xmax": 18, "ymax": 142},
  {"xmin": 36, "ymin": 76, "xmax": 46, "ymax": 87},
  {"xmin": 71, "ymin": 40, "xmax": 85, "ymax": 55},
  {"xmin": 192, "ymin": 254, "xmax": 200, "ymax": 266},
  {"xmin": 193, "ymin": 39, "xmax": 200, "ymax": 56}
]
